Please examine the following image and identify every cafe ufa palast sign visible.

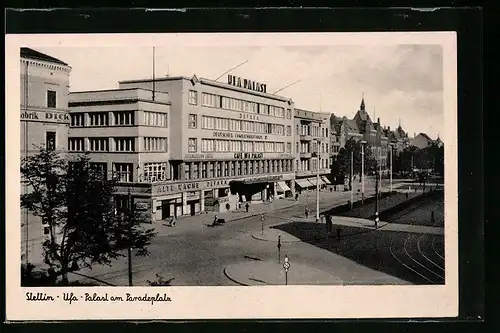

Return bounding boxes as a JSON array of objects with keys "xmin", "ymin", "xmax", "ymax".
[{"xmin": 228, "ymin": 75, "xmax": 267, "ymax": 93}]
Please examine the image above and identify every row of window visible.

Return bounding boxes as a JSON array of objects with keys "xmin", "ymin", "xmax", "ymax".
[
  {"xmin": 199, "ymin": 139, "xmax": 288, "ymax": 153},
  {"xmin": 200, "ymin": 92, "xmax": 290, "ymax": 119},
  {"xmin": 297, "ymin": 142, "xmax": 329, "ymax": 154},
  {"xmin": 89, "ymin": 159, "xmax": 294, "ymax": 183},
  {"xmin": 184, "ymin": 159, "xmax": 293, "ymax": 180},
  {"xmin": 297, "ymin": 124, "xmax": 328, "ymax": 138},
  {"xmin": 70, "ymin": 111, "xmax": 168, "ymax": 127},
  {"xmin": 198, "ymin": 115, "xmax": 290, "ymax": 136},
  {"xmin": 296, "ymin": 158, "xmax": 330, "ymax": 172},
  {"xmin": 68, "ymin": 137, "xmax": 168, "ymax": 152}
]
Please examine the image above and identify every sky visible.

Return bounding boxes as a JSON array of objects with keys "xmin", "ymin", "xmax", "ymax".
[{"xmin": 36, "ymin": 44, "xmax": 443, "ymax": 139}]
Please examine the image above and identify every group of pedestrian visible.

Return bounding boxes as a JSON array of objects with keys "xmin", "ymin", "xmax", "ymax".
[{"xmin": 323, "ymin": 214, "xmax": 342, "ymax": 241}]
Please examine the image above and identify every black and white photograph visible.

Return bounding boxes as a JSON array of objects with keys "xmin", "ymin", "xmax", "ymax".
[{"xmin": 6, "ymin": 32, "xmax": 458, "ymax": 320}]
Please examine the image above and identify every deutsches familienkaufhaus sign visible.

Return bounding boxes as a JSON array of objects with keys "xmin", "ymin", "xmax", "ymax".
[
  {"xmin": 213, "ymin": 132, "xmax": 266, "ymax": 140},
  {"xmin": 21, "ymin": 110, "xmax": 70, "ymax": 124}
]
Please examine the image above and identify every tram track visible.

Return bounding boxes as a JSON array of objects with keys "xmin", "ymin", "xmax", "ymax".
[{"xmin": 389, "ymin": 197, "xmax": 445, "ymax": 284}]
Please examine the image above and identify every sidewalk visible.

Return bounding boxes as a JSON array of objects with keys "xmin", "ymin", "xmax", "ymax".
[
  {"xmin": 150, "ymin": 198, "xmax": 299, "ymax": 236},
  {"xmin": 224, "ymin": 260, "xmax": 344, "ymax": 286}
]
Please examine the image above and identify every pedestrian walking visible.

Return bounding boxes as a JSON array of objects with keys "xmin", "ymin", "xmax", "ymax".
[
  {"xmin": 295, "ymin": 193, "xmax": 299, "ymax": 201},
  {"xmin": 405, "ymin": 191, "xmax": 409, "ymax": 200},
  {"xmin": 212, "ymin": 215, "xmax": 218, "ymax": 226},
  {"xmin": 169, "ymin": 215, "xmax": 176, "ymax": 227},
  {"xmin": 245, "ymin": 202, "xmax": 249, "ymax": 213},
  {"xmin": 305, "ymin": 207, "xmax": 309, "ymax": 218},
  {"xmin": 334, "ymin": 184, "xmax": 337, "ymax": 191},
  {"xmin": 336, "ymin": 226, "xmax": 341, "ymax": 241}
]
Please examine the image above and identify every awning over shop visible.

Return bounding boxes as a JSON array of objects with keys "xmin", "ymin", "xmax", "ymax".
[
  {"xmin": 321, "ymin": 176, "xmax": 332, "ymax": 184},
  {"xmin": 308, "ymin": 177, "xmax": 325, "ymax": 186},
  {"xmin": 276, "ymin": 181, "xmax": 291, "ymax": 192},
  {"xmin": 295, "ymin": 178, "xmax": 313, "ymax": 188}
]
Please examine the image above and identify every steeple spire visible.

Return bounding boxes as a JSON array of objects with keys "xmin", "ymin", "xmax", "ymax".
[
  {"xmin": 360, "ymin": 92, "xmax": 365, "ymax": 111},
  {"xmin": 398, "ymin": 118, "xmax": 401, "ymax": 128}
]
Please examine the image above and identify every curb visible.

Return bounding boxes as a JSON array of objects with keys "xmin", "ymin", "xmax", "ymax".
[
  {"xmin": 223, "ymin": 267, "xmax": 248, "ymax": 286},
  {"xmin": 223, "ymin": 202, "xmax": 298, "ymax": 223},
  {"xmin": 251, "ymin": 232, "xmax": 302, "ymax": 243}
]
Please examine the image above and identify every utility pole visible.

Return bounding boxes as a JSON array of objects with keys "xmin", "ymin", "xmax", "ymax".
[
  {"xmin": 127, "ymin": 188, "xmax": 133, "ymax": 287},
  {"xmin": 316, "ymin": 146, "xmax": 320, "ymax": 223},
  {"xmin": 375, "ymin": 159, "xmax": 379, "ymax": 216},
  {"xmin": 152, "ymin": 47, "xmax": 156, "ymax": 101}
]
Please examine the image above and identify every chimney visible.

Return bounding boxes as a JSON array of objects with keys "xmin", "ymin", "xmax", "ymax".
[{"xmin": 377, "ymin": 117, "xmax": 380, "ymax": 124}]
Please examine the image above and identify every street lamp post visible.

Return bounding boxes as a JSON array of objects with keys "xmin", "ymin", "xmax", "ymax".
[
  {"xmin": 283, "ymin": 255, "xmax": 290, "ymax": 285},
  {"xmin": 389, "ymin": 143, "xmax": 394, "ymax": 192},
  {"xmin": 127, "ymin": 187, "xmax": 133, "ymax": 287},
  {"xmin": 350, "ymin": 149, "xmax": 354, "ymax": 208},
  {"xmin": 313, "ymin": 139, "xmax": 320, "ymax": 223},
  {"xmin": 360, "ymin": 140, "xmax": 367, "ymax": 203}
]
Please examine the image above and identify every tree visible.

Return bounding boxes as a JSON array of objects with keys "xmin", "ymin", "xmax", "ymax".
[
  {"xmin": 335, "ymin": 138, "xmax": 376, "ymax": 190},
  {"xmin": 21, "ymin": 148, "xmax": 157, "ymax": 285}
]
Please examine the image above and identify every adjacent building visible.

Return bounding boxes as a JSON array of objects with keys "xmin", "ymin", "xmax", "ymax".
[
  {"xmin": 293, "ymin": 108, "xmax": 331, "ymax": 191},
  {"xmin": 69, "ymin": 74, "xmax": 296, "ymax": 222},
  {"xmin": 20, "ymin": 48, "xmax": 72, "ymax": 263},
  {"xmin": 410, "ymin": 132, "xmax": 435, "ymax": 149},
  {"xmin": 329, "ymin": 98, "xmax": 390, "ymax": 174}
]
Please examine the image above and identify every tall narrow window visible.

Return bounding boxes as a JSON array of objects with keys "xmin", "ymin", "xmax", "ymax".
[
  {"xmin": 188, "ymin": 138, "xmax": 197, "ymax": 153},
  {"xmin": 188, "ymin": 90, "xmax": 198, "ymax": 105},
  {"xmin": 113, "ymin": 111, "xmax": 134, "ymax": 126},
  {"xmin": 46, "ymin": 132, "xmax": 56, "ymax": 151},
  {"xmin": 47, "ymin": 90, "xmax": 56, "ymax": 108},
  {"xmin": 188, "ymin": 114, "xmax": 198, "ymax": 129},
  {"xmin": 89, "ymin": 112, "xmax": 109, "ymax": 126},
  {"xmin": 68, "ymin": 138, "xmax": 85, "ymax": 151}
]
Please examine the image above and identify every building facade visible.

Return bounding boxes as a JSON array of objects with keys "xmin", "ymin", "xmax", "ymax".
[
  {"xmin": 20, "ymin": 48, "xmax": 72, "ymax": 263},
  {"xmin": 329, "ymin": 98, "xmax": 392, "ymax": 176},
  {"xmin": 410, "ymin": 132, "xmax": 434, "ymax": 149},
  {"xmin": 69, "ymin": 74, "xmax": 296, "ymax": 222},
  {"xmin": 293, "ymin": 108, "xmax": 331, "ymax": 191}
]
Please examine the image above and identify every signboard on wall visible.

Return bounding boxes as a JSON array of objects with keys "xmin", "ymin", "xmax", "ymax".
[
  {"xmin": 152, "ymin": 173, "xmax": 295, "ymax": 195},
  {"xmin": 183, "ymin": 152, "xmax": 292, "ymax": 160},
  {"xmin": 21, "ymin": 110, "xmax": 70, "ymax": 124}
]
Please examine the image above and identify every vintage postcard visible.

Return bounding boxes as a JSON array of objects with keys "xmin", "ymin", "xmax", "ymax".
[{"xmin": 5, "ymin": 32, "xmax": 457, "ymax": 320}]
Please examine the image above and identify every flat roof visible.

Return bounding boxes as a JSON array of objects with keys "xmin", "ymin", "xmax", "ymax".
[{"xmin": 119, "ymin": 75, "xmax": 293, "ymax": 103}]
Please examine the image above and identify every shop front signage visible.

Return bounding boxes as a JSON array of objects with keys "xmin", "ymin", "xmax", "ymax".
[
  {"xmin": 153, "ymin": 179, "xmax": 230, "ymax": 195},
  {"xmin": 233, "ymin": 152, "xmax": 263, "ymax": 159},
  {"xmin": 21, "ymin": 110, "xmax": 70, "ymax": 124},
  {"xmin": 213, "ymin": 132, "xmax": 266, "ymax": 140},
  {"xmin": 185, "ymin": 153, "xmax": 214, "ymax": 159},
  {"xmin": 242, "ymin": 175, "xmax": 283, "ymax": 184},
  {"xmin": 228, "ymin": 75, "xmax": 267, "ymax": 93}
]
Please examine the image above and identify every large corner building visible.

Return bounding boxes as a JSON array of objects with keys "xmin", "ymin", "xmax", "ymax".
[{"xmin": 68, "ymin": 74, "xmax": 296, "ymax": 221}]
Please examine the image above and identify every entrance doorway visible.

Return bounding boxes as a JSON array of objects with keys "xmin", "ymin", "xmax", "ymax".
[
  {"xmin": 189, "ymin": 201, "xmax": 196, "ymax": 216},
  {"xmin": 161, "ymin": 200, "xmax": 171, "ymax": 220}
]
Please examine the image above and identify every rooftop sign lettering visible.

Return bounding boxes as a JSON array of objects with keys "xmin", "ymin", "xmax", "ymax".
[{"xmin": 228, "ymin": 75, "xmax": 267, "ymax": 93}]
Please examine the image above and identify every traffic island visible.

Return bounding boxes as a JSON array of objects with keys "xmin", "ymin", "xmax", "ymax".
[
  {"xmin": 252, "ymin": 228, "xmax": 301, "ymax": 243},
  {"xmin": 224, "ymin": 260, "xmax": 344, "ymax": 286}
]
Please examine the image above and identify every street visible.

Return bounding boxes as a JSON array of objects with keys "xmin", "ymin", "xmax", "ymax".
[{"xmin": 72, "ymin": 179, "xmax": 418, "ymax": 286}]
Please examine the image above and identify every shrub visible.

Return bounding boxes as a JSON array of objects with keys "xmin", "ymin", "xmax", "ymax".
[{"xmin": 147, "ymin": 273, "xmax": 175, "ymax": 286}]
